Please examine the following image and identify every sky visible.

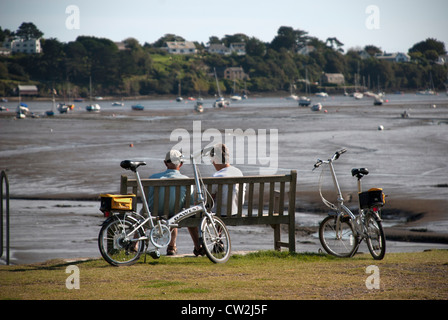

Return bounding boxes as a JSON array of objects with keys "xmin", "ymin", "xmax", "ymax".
[{"xmin": 1, "ymin": 0, "xmax": 447, "ymax": 53}]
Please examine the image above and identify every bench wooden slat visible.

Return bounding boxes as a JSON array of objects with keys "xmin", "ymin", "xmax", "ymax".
[
  {"xmin": 258, "ymin": 182, "xmax": 264, "ymax": 217},
  {"xmin": 278, "ymin": 182, "xmax": 285, "ymax": 216},
  {"xmin": 268, "ymin": 182, "xmax": 275, "ymax": 216},
  {"xmin": 226, "ymin": 183, "xmax": 233, "ymax": 216},
  {"xmin": 237, "ymin": 182, "xmax": 244, "ymax": 217},
  {"xmin": 247, "ymin": 183, "xmax": 254, "ymax": 217},
  {"xmin": 217, "ymin": 184, "xmax": 222, "ymax": 216}
]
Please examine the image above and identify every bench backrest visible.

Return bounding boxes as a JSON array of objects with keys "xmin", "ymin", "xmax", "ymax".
[{"xmin": 120, "ymin": 170, "xmax": 297, "ymax": 221}]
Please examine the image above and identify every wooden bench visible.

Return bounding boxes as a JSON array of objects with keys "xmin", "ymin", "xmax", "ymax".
[{"xmin": 120, "ymin": 170, "xmax": 297, "ymax": 252}]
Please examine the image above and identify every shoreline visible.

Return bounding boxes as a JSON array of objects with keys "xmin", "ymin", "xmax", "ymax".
[
  {"xmin": 6, "ymin": 191, "xmax": 448, "ymax": 245},
  {"xmin": 2, "ymin": 89, "xmax": 446, "ymax": 103}
]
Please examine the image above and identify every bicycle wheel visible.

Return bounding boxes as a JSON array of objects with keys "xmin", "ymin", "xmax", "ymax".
[
  {"xmin": 98, "ymin": 215, "xmax": 145, "ymax": 266},
  {"xmin": 365, "ymin": 212, "xmax": 386, "ymax": 260},
  {"xmin": 319, "ymin": 215, "xmax": 358, "ymax": 258},
  {"xmin": 201, "ymin": 216, "xmax": 231, "ymax": 263}
]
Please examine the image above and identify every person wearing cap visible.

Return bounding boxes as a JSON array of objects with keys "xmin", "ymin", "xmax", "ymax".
[
  {"xmin": 209, "ymin": 143, "xmax": 245, "ymax": 216},
  {"xmin": 147, "ymin": 149, "xmax": 190, "ymax": 255}
]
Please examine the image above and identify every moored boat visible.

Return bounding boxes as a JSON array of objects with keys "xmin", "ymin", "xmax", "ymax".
[
  {"xmin": 373, "ymin": 95, "xmax": 383, "ymax": 105},
  {"xmin": 298, "ymin": 96, "xmax": 311, "ymax": 106},
  {"xmin": 353, "ymin": 92, "xmax": 364, "ymax": 100},
  {"xmin": 311, "ymin": 103, "xmax": 322, "ymax": 111},
  {"xmin": 131, "ymin": 104, "xmax": 144, "ymax": 111},
  {"xmin": 57, "ymin": 103, "xmax": 70, "ymax": 113},
  {"xmin": 213, "ymin": 97, "xmax": 230, "ymax": 108},
  {"xmin": 194, "ymin": 101, "xmax": 204, "ymax": 113},
  {"xmin": 86, "ymin": 103, "xmax": 101, "ymax": 112}
]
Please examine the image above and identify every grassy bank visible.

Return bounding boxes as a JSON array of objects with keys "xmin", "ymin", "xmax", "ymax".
[{"xmin": 1, "ymin": 250, "xmax": 447, "ymax": 300}]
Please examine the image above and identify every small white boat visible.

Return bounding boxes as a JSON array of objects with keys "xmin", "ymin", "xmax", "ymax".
[
  {"xmin": 194, "ymin": 101, "xmax": 204, "ymax": 113},
  {"xmin": 16, "ymin": 104, "xmax": 29, "ymax": 118},
  {"xmin": 213, "ymin": 97, "xmax": 230, "ymax": 108},
  {"xmin": 311, "ymin": 103, "xmax": 322, "ymax": 111},
  {"xmin": 286, "ymin": 82, "xmax": 299, "ymax": 101},
  {"xmin": 373, "ymin": 95, "xmax": 383, "ymax": 105},
  {"xmin": 112, "ymin": 101, "xmax": 124, "ymax": 106},
  {"xmin": 286, "ymin": 94, "xmax": 298, "ymax": 101},
  {"xmin": 353, "ymin": 92, "xmax": 364, "ymax": 100},
  {"xmin": 212, "ymin": 68, "xmax": 230, "ymax": 108},
  {"xmin": 57, "ymin": 104, "xmax": 67, "ymax": 113},
  {"xmin": 57, "ymin": 103, "xmax": 70, "ymax": 114},
  {"xmin": 86, "ymin": 103, "xmax": 101, "ymax": 112},
  {"xmin": 298, "ymin": 96, "xmax": 311, "ymax": 106},
  {"xmin": 231, "ymin": 95, "xmax": 242, "ymax": 101},
  {"xmin": 86, "ymin": 77, "xmax": 101, "ymax": 112},
  {"xmin": 416, "ymin": 89, "xmax": 436, "ymax": 95},
  {"xmin": 176, "ymin": 96, "xmax": 183, "ymax": 102},
  {"xmin": 131, "ymin": 104, "xmax": 144, "ymax": 111},
  {"xmin": 315, "ymin": 92, "xmax": 328, "ymax": 97}
]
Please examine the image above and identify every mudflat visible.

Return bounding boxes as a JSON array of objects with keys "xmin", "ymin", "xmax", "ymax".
[{"xmin": 1, "ymin": 96, "xmax": 447, "ymax": 263}]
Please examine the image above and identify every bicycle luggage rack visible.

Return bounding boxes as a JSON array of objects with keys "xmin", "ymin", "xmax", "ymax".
[{"xmin": 1, "ymin": 170, "xmax": 10, "ymax": 265}]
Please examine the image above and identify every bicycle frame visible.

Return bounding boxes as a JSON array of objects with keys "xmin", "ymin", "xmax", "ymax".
[
  {"xmin": 123, "ymin": 153, "xmax": 215, "ymax": 242},
  {"xmin": 317, "ymin": 151, "xmax": 357, "ymax": 222},
  {"xmin": 315, "ymin": 149, "xmax": 386, "ymax": 260}
]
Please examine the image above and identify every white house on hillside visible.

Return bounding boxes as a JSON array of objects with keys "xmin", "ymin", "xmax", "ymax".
[
  {"xmin": 229, "ymin": 43, "xmax": 246, "ymax": 56},
  {"xmin": 375, "ymin": 52, "xmax": 410, "ymax": 63},
  {"xmin": 208, "ymin": 43, "xmax": 231, "ymax": 55},
  {"xmin": 7, "ymin": 38, "xmax": 42, "ymax": 54},
  {"xmin": 163, "ymin": 41, "xmax": 197, "ymax": 54},
  {"xmin": 208, "ymin": 43, "xmax": 246, "ymax": 56},
  {"xmin": 297, "ymin": 45, "xmax": 315, "ymax": 55}
]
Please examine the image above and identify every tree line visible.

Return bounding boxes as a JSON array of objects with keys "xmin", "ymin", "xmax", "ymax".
[{"xmin": 0, "ymin": 23, "xmax": 447, "ymax": 98}]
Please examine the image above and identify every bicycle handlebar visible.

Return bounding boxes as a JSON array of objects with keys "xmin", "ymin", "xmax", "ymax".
[
  {"xmin": 313, "ymin": 148, "xmax": 347, "ymax": 170},
  {"xmin": 333, "ymin": 148, "xmax": 347, "ymax": 160}
]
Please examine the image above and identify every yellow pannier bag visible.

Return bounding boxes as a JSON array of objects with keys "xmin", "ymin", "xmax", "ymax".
[{"xmin": 100, "ymin": 194, "xmax": 136, "ymax": 213}]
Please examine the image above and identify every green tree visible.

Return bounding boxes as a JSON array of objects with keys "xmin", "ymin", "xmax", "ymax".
[
  {"xmin": 152, "ymin": 34, "xmax": 185, "ymax": 48},
  {"xmin": 245, "ymin": 37, "xmax": 266, "ymax": 57},
  {"xmin": 16, "ymin": 22, "xmax": 43, "ymax": 40},
  {"xmin": 325, "ymin": 37, "xmax": 344, "ymax": 53},
  {"xmin": 270, "ymin": 26, "xmax": 309, "ymax": 52},
  {"xmin": 409, "ymin": 38, "xmax": 446, "ymax": 56},
  {"xmin": 75, "ymin": 36, "xmax": 120, "ymax": 90}
]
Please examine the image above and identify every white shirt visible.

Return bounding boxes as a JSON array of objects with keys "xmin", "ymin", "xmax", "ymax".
[{"xmin": 211, "ymin": 166, "xmax": 245, "ymax": 216}]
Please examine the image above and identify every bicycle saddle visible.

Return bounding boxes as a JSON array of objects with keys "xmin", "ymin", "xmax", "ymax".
[
  {"xmin": 120, "ymin": 160, "xmax": 147, "ymax": 172},
  {"xmin": 351, "ymin": 168, "xmax": 369, "ymax": 178}
]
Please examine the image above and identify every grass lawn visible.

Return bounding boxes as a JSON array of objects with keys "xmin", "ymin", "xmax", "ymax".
[{"xmin": 1, "ymin": 250, "xmax": 447, "ymax": 300}]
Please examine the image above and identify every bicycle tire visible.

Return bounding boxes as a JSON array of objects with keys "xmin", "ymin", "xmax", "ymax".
[
  {"xmin": 201, "ymin": 216, "xmax": 231, "ymax": 263},
  {"xmin": 98, "ymin": 215, "xmax": 145, "ymax": 266},
  {"xmin": 319, "ymin": 215, "xmax": 358, "ymax": 258},
  {"xmin": 365, "ymin": 212, "xmax": 386, "ymax": 260}
]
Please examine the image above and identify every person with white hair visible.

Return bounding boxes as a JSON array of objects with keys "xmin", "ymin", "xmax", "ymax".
[
  {"xmin": 188, "ymin": 143, "xmax": 246, "ymax": 256},
  {"xmin": 209, "ymin": 143, "xmax": 245, "ymax": 216}
]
